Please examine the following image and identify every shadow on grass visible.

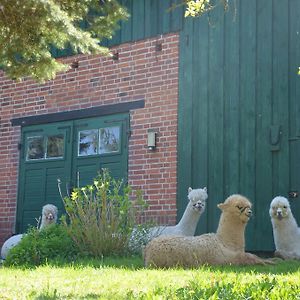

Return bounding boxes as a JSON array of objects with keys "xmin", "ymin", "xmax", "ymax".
[{"xmin": 3, "ymin": 254, "xmax": 300, "ymax": 275}]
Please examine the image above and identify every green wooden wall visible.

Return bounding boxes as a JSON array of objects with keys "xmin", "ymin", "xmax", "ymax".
[
  {"xmin": 52, "ymin": 0, "xmax": 184, "ymax": 57},
  {"xmin": 106, "ymin": 0, "xmax": 183, "ymax": 46},
  {"xmin": 178, "ymin": 0, "xmax": 300, "ymax": 251}
]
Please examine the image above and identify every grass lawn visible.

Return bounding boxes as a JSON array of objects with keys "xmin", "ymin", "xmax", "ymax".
[{"xmin": 1, "ymin": 257, "xmax": 300, "ymax": 299}]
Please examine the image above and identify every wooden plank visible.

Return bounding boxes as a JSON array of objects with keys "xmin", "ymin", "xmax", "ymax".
[
  {"xmin": 157, "ymin": 0, "xmax": 170, "ymax": 34},
  {"xmin": 223, "ymin": 0, "xmax": 240, "ymax": 197},
  {"xmin": 255, "ymin": 0, "xmax": 273, "ymax": 251},
  {"xmin": 239, "ymin": 0, "xmax": 256, "ymax": 200},
  {"xmin": 207, "ymin": 5, "xmax": 224, "ymax": 232},
  {"xmin": 191, "ymin": 16, "xmax": 209, "ymax": 234},
  {"xmin": 272, "ymin": 0, "xmax": 289, "ymax": 196},
  {"xmin": 162, "ymin": 0, "xmax": 171, "ymax": 34},
  {"xmin": 132, "ymin": 0, "xmax": 145, "ymax": 40},
  {"xmin": 239, "ymin": 0, "xmax": 256, "ymax": 250},
  {"xmin": 170, "ymin": 1, "xmax": 183, "ymax": 32},
  {"xmin": 177, "ymin": 18, "xmax": 194, "ymax": 223},
  {"xmin": 120, "ymin": 0, "xmax": 133, "ymax": 43},
  {"xmin": 288, "ymin": 0, "xmax": 300, "ymax": 140},
  {"xmin": 144, "ymin": 0, "xmax": 156, "ymax": 38},
  {"xmin": 288, "ymin": 0, "xmax": 300, "ymax": 218}
]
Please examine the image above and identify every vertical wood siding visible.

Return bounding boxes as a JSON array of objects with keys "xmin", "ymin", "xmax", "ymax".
[
  {"xmin": 52, "ymin": 0, "xmax": 184, "ymax": 57},
  {"xmin": 108, "ymin": 0, "xmax": 184, "ymax": 45},
  {"xmin": 178, "ymin": 0, "xmax": 300, "ymax": 251}
]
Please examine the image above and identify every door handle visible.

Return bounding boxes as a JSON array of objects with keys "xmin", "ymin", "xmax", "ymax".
[{"xmin": 270, "ymin": 125, "xmax": 282, "ymax": 151}]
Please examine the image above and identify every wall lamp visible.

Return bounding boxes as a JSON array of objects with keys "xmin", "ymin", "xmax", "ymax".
[{"xmin": 147, "ymin": 129, "xmax": 157, "ymax": 151}]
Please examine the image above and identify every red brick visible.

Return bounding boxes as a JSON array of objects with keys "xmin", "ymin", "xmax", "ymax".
[{"xmin": 0, "ymin": 32, "xmax": 179, "ymax": 247}]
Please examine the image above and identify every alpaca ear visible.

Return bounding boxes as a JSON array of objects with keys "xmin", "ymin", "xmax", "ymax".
[
  {"xmin": 217, "ymin": 203, "xmax": 227, "ymax": 211},
  {"xmin": 188, "ymin": 187, "xmax": 192, "ymax": 193},
  {"xmin": 203, "ymin": 187, "xmax": 207, "ymax": 192}
]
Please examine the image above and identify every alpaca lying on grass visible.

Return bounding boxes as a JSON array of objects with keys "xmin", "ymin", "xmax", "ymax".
[
  {"xmin": 269, "ymin": 196, "xmax": 300, "ymax": 260},
  {"xmin": 144, "ymin": 194, "xmax": 272, "ymax": 268},
  {"xmin": 129, "ymin": 187, "xmax": 208, "ymax": 253},
  {"xmin": 1, "ymin": 204, "xmax": 58, "ymax": 260}
]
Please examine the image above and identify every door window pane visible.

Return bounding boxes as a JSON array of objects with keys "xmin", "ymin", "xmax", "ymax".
[
  {"xmin": 99, "ymin": 126, "xmax": 120, "ymax": 154},
  {"xmin": 46, "ymin": 134, "xmax": 64, "ymax": 158},
  {"xmin": 26, "ymin": 136, "xmax": 45, "ymax": 160},
  {"xmin": 78, "ymin": 129, "xmax": 98, "ymax": 156}
]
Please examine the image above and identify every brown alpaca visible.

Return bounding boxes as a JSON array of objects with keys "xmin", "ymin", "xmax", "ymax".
[{"xmin": 144, "ymin": 194, "xmax": 272, "ymax": 268}]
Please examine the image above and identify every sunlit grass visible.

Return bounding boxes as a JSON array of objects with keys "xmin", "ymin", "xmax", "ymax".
[{"xmin": 1, "ymin": 257, "xmax": 300, "ymax": 299}]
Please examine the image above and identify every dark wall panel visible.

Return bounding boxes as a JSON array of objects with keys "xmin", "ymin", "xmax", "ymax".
[{"xmin": 178, "ymin": 0, "xmax": 300, "ymax": 251}]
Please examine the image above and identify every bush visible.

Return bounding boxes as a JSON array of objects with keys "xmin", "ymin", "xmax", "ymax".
[
  {"xmin": 61, "ymin": 169, "xmax": 147, "ymax": 257},
  {"xmin": 4, "ymin": 224, "xmax": 79, "ymax": 267}
]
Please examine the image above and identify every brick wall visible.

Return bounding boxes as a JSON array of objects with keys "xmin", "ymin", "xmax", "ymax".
[{"xmin": 0, "ymin": 33, "xmax": 179, "ymax": 246}]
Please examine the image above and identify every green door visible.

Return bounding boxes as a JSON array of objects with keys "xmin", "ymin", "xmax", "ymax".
[
  {"xmin": 72, "ymin": 114, "xmax": 129, "ymax": 187},
  {"xmin": 17, "ymin": 114, "xmax": 129, "ymax": 233},
  {"xmin": 17, "ymin": 121, "xmax": 73, "ymax": 232}
]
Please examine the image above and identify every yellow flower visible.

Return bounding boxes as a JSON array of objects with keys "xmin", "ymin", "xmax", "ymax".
[{"xmin": 71, "ymin": 191, "xmax": 78, "ymax": 200}]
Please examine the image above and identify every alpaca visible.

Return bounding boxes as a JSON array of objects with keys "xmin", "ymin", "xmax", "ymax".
[
  {"xmin": 269, "ymin": 196, "xmax": 300, "ymax": 260},
  {"xmin": 1, "ymin": 204, "xmax": 58, "ymax": 260},
  {"xmin": 39, "ymin": 204, "xmax": 58, "ymax": 229},
  {"xmin": 144, "ymin": 194, "xmax": 272, "ymax": 267},
  {"xmin": 129, "ymin": 187, "xmax": 208, "ymax": 253},
  {"xmin": 149, "ymin": 187, "xmax": 208, "ymax": 237}
]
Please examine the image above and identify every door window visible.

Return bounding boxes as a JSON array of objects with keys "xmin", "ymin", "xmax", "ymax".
[
  {"xmin": 26, "ymin": 134, "xmax": 65, "ymax": 161},
  {"xmin": 26, "ymin": 136, "xmax": 44, "ymax": 160},
  {"xmin": 78, "ymin": 126, "xmax": 121, "ymax": 156},
  {"xmin": 46, "ymin": 134, "xmax": 64, "ymax": 159},
  {"xmin": 78, "ymin": 129, "xmax": 98, "ymax": 156},
  {"xmin": 99, "ymin": 126, "xmax": 120, "ymax": 154}
]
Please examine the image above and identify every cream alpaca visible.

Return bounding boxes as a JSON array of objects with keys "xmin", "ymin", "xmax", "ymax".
[
  {"xmin": 1, "ymin": 204, "xmax": 58, "ymax": 260},
  {"xmin": 269, "ymin": 196, "xmax": 300, "ymax": 260},
  {"xmin": 144, "ymin": 194, "xmax": 271, "ymax": 267},
  {"xmin": 129, "ymin": 187, "xmax": 207, "ymax": 252}
]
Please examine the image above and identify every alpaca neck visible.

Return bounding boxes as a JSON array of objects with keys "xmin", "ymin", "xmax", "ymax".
[
  {"xmin": 272, "ymin": 215, "xmax": 298, "ymax": 235},
  {"xmin": 176, "ymin": 202, "xmax": 200, "ymax": 235},
  {"xmin": 216, "ymin": 213, "xmax": 246, "ymax": 251}
]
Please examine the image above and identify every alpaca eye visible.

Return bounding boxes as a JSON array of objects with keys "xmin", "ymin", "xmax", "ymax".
[
  {"xmin": 236, "ymin": 205, "xmax": 245, "ymax": 212},
  {"xmin": 283, "ymin": 206, "xmax": 287, "ymax": 209}
]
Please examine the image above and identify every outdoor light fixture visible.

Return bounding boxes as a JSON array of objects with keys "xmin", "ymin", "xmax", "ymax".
[{"xmin": 147, "ymin": 130, "xmax": 157, "ymax": 150}]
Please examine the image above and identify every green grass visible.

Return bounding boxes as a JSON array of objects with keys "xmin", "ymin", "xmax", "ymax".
[{"xmin": 1, "ymin": 257, "xmax": 300, "ymax": 299}]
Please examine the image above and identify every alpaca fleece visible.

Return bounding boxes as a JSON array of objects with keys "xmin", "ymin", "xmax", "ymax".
[
  {"xmin": 144, "ymin": 194, "xmax": 271, "ymax": 267},
  {"xmin": 40, "ymin": 204, "xmax": 58, "ymax": 229},
  {"xmin": 269, "ymin": 196, "xmax": 300, "ymax": 260}
]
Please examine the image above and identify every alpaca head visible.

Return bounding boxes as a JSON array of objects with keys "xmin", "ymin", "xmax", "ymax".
[
  {"xmin": 269, "ymin": 196, "xmax": 291, "ymax": 221},
  {"xmin": 40, "ymin": 204, "xmax": 58, "ymax": 229},
  {"xmin": 218, "ymin": 194, "xmax": 252, "ymax": 224},
  {"xmin": 187, "ymin": 187, "xmax": 208, "ymax": 213}
]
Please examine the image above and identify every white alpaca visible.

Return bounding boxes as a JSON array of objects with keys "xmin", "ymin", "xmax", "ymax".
[
  {"xmin": 269, "ymin": 196, "xmax": 300, "ymax": 260},
  {"xmin": 39, "ymin": 204, "xmax": 58, "ymax": 229},
  {"xmin": 129, "ymin": 187, "xmax": 208, "ymax": 252},
  {"xmin": 1, "ymin": 204, "xmax": 58, "ymax": 260},
  {"xmin": 149, "ymin": 187, "xmax": 208, "ymax": 237},
  {"xmin": 144, "ymin": 194, "xmax": 272, "ymax": 267}
]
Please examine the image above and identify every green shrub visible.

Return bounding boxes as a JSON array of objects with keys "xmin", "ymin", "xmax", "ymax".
[
  {"xmin": 4, "ymin": 224, "xmax": 79, "ymax": 267},
  {"xmin": 61, "ymin": 169, "xmax": 147, "ymax": 257}
]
